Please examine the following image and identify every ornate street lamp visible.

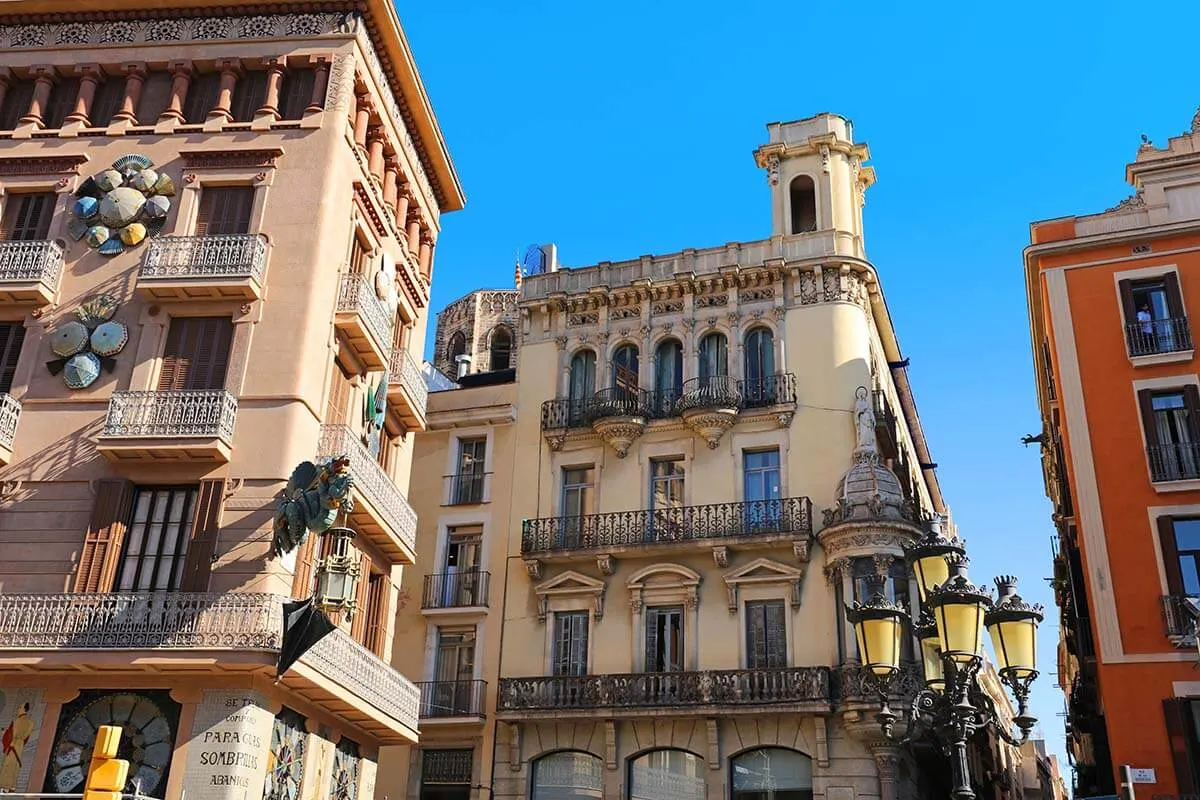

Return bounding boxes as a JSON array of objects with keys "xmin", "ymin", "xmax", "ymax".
[
  {"xmin": 314, "ymin": 526, "xmax": 361, "ymax": 619},
  {"xmin": 845, "ymin": 528, "xmax": 1042, "ymax": 800}
]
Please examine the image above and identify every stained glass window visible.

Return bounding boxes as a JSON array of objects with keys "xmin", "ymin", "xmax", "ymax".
[{"xmin": 262, "ymin": 708, "xmax": 306, "ymax": 800}]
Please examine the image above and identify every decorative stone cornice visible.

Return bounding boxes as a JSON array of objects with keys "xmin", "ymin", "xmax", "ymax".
[
  {"xmin": 180, "ymin": 148, "xmax": 284, "ymax": 170},
  {"xmin": 0, "ymin": 154, "xmax": 88, "ymax": 175}
]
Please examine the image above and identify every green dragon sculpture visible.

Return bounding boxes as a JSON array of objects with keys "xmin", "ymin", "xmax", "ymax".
[{"xmin": 272, "ymin": 456, "xmax": 355, "ymax": 556}]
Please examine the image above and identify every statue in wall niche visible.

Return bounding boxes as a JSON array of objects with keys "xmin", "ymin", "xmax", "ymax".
[
  {"xmin": 272, "ymin": 457, "xmax": 355, "ymax": 556},
  {"xmin": 854, "ymin": 386, "xmax": 877, "ymax": 453}
]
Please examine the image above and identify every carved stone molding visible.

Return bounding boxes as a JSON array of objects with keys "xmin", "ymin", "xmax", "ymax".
[
  {"xmin": 596, "ymin": 554, "xmax": 615, "ymax": 575},
  {"xmin": 706, "ymin": 718, "xmax": 720, "ymax": 770},
  {"xmin": 0, "ymin": 155, "xmax": 88, "ymax": 175},
  {"xmin": 681, "ymin": 407, "xmax": 737, "ymax": 449},
  {"xmin": 818, "ymin": 526, "xmax": 920, "ymax": 559},
  {"xmin": 592, "ymin": 416, "xmax": 644, "ymax": 458},
  {"xmin": 813, "ymin": 716, "xmax": 830, "ymax": 767},
  {"xmin": 523, "ymin": 560, "xmax": 542, "ymax": 580},
  {"xmin": 534, "ymin": 570, "xmax": 606, "ymax": 622},
  {"xmin": 181, "ymin": 148, "xmax": 283, "ymax": 170},
  {"xmin": 605, "ymin": 721, "xmax": 617, "ymax": 770},
  {"xmin": 711, "ymin": 546, "xmax": 729, "ymax": 568}
]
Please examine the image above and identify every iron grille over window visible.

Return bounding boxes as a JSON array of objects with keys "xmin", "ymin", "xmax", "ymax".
[{"xmin": 421, "ymin": 749, "xmax": 473, "ymax": 785}]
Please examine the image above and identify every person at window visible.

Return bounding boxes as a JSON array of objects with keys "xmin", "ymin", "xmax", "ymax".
[{"xmin": 1139, "ymin": 304, "xmax": 1154, "ymax": 336}]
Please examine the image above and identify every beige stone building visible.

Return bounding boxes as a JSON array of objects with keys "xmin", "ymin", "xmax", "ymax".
[
  {"xmin": 386, "ymin": 115, "xmax": 1037, "ymax": 800},
  {"xmin": 0, "ymin": 1, "xmax": 462, "ymax": 799}
]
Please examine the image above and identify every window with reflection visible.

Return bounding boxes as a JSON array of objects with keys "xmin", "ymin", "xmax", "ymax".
[
  {"xmin": 629, "ymin": 749, "xmax": 705, "ymax": 800},
  {"xmin": 612, "ymin": 344, "xmax": 640, "ymax": 396},
  {"xmin": 743, "ymin": 327, "xmax": 776, "ymax": 405},
  {"xmin": 530, "ymin": 751, "xmax": 603, "ymax": 800},
  {"xmin": 698, "ymin": 332, "xmax": 728, "ymax": 380},
  {"xmin": 731, "ymin": 748, "xmax": 813, "ymax": 800},
  {"xmin": 653, "ymin": 338, "xmax": 683, "ymax": 412},
  {"xmin": 568, "ymin": 350, "xmax": 597, "ymax": 425}
]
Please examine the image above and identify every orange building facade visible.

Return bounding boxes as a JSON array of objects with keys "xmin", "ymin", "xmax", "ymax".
[{"xmin": 1026, "ymin": 112, "xmax": 1200, "ymax": 798}]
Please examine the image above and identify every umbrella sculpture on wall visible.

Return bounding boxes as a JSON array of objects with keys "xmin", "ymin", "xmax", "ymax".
[
  {"xmin": 69, "ymin": 154, "xmax": 174, "ymax": 256},
  {"xmin": 45, "ymin": 294, "xmax": 128, "ymax": 389}
]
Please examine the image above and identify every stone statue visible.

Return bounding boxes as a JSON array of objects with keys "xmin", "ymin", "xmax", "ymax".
[
  {"xmin": 273, "ymin": 457, "xmax": 355, "ymax": 556},
  {"xmin": 854, "ymin": 386, "xmax": 876, "ymax": 453}
]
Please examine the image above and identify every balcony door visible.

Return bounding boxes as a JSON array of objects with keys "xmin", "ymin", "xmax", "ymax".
[
  {"xmin": 560, "ymin": 467, "xmax": 595, "ymax": 549},
  {"xmin": 0, "ymin": 323, "xmax": 26, "ymax": 394},
  {"xmin": 649, "ymin": 459, "xmax": 685, "ymax": 542},
  {"xmin": 743, "ymin": 449, "xmax": 782, "ymax": 530},
  {"xmin": 453, "ymin": 438, "xmax": 486, "ymax": 504},
  {"xmin": 1121, "ymin": 274, "xmax": 1186, "ymax": 355},
  {"xmin": 567, "ymin": 350, "xmax": 596, "ymax": 426},
  {"xmin": 0, "ymin": 192, "xmax": 55, "ymax": 241},
  {"xmin": 114, "ymin": 486, "xmax": 198, "ymax": 592},
  {"xmin": 645, "ymin": 606, "xmax": 684, "ymax": 673},
  {"xmin": 195, "ymin": 186, "xmax": 253, "ymax": 236},
  {"xmin": 1140, "ymin": 388, "xmax": 1200, "ymax": 481},
  {"xmin": 434, "ymin": 629, "xmax": 475, "ymax": 715},
  {"xmin": 158, "ymin": 317, "xmax": 233, "ymax": 391},
  {"xmin": 743, "ymin": 327, "xmax": 776, "ymax": 406},
  {"xmin": 443, "ymin": 525, "xmax": 482, "ymax": 607}
]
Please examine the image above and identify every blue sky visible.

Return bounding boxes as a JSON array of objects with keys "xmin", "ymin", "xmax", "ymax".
[{"xmin": 400, "ymin": 0, "xmax": 1200, "ymax": 778}]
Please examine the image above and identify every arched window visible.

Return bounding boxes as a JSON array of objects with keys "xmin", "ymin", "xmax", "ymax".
[
  {"xmin": 698, "ymin": 332, "xmax": 728, "ymax": 381},
  {"xmin": 743, "ymin": 327, "xmax": 776, "ymax": 406},
  {"xmin": 490, "ymin": 326, "xmax": 513, "ymax": 371},
  {"xmin": 789, "ymin": 176, "xmax": 817, "ymax": 234},
  {"xmin": 611, "ymin": 344, "xmax": 639, "ymax": 395},
  {"xmin": 629, "ymin": 749, "xmax": 705, "ymax": 800},
  {"xmin": 531, "ymin": 751, "xmax": 603, "ymax": 800},
  {"xmin": 653, "ymin": 339, "xmax": 683, "ymax": 412},
  {"xmin": 731, "ymin": 748, "xmax": 813, "ymax": 800},
  {"xmin": 447, "ymin": 331, "xmax": 467, "ymax": 366}
]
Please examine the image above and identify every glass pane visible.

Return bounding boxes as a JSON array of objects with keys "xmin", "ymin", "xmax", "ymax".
[
  {"xmin": 629, "ymin": 750, "xmax": 705, "ymax": 800},
  {"xmin": 731, "ymin": 748, "xmax": 813, "ymax": 797},
  {"xmin": 531, "ymin": 752, "xmax": 603, "ymax": 800},
  {"xmin": 1175, "ymin": 520, "xmax": 1200, "ymax": 551},
  {"xmin": 1153, "ymin": 393, "xmax": 1186, "ymax": 411}
]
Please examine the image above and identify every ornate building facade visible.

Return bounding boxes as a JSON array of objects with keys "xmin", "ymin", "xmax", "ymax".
[
  {"xmin": 0, "ymin": 1, "xmax": 462, "ymax": 799},
  {"xmin": 431, "ymin": 289, "xmax": 519, "ymax": 379},
  {"xmin": 1026, "ymin": 108, "xmax": 1200, "ymax": 797},
  {"xmin": 386, "ymin": 114, "xmax": 1040, "ymax": 800}
]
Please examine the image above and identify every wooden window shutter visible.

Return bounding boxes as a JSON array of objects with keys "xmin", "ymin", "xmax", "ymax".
[
  {"xmin": 644, "ymin": 608, "xmax": 661, "ymax": 672},
  {"xmin": 1165, "ymin": 698, "xmax": 1200, "ymax": 793},
  {"xmin": 43, "ymin": 77, "xmax": 80, "ymax": 129},
  {"xmin": 74, "ymin": 479, "xmax": 135, "ymax": 592},
  {"xmin": 2, "ymin": 193, "xmax": 55, "ymax": 241},
  {"xmin": 0, "ymin": 322, "xmax": 26, "ymax": 394},
  {"xmin": 184, "ymin": 72, "xmax": 220, "ymax": 124},
  {"xmin": 196, "ymin": 187, "xmax": 254, "ymax": 236},
  {"xmin": 279, "ymin": 68, "xmax": 315, "ymax": 120},
  {"xmin": 765, "ymin": 601, "xmax": 786, "ymax": 669},
  {"xmin": 1118, "ymin": 278, "xmax": 1137, "ymax": 326},
  {"xmin": 326, "ymin": 360, "xmax": 353, "ymax": 425},
  {"xmin": 349, "ymin": 554, "xmax": 372, "ymax": 642},
  {"xmin": 1166, "ymin": 272, "xmax": 1187, "ymax": 319},
  {"xmin": 1138, "ymin": 389, "xmax": 1158, "ymax": 441},
  {"xmin": 1159, "ymin": 516, "xmax": 1185, "ymax": 595},
  {"xmin": 179, "ymin": 479, "xmax": 225, "ymax": 592},
  {"xmin": 231, "ymin": 71, "xmax": 267, "ymax": 123},
  {"xmin": 291, "ymin": 534, "xmax": 317, "ymax": 599},
  {"xmin": 158, "ymin": 317, "xmax": 233, "ymax": 391},
  {"xmin": 366, "ymin": 574, "xmax": 390, "ymax": 657},
  {"xmin": 1185, "ymin": 385, "xmax": 1200, "ymax": 439}
]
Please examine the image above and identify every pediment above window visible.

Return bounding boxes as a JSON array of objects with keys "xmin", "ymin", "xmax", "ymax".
[
  {"xmin": 723, "ymin": 557, "xmax": 806, "ymax": 613},
  {"xmin": 627, "ymin": 563, "xmax": 701, "ymax": 612},
  {"xmin": 534, "ymin": 569, "xmax": 606, "ymax": 622}
]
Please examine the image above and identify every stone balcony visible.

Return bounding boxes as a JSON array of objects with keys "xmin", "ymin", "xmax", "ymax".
[
  {"xmin": 520, "ymin": 496, "xmax": 813, "ymax": 567},
  {"xmin": 136, "ymin": 234, "xmax": 269, "ymax": 301},
  {"xmin": 0, "ymin": 393, "xmax": 20, "ymax": 465},
  {"xmin": 388, "ymin": 347, "xmax": 427, "ymax": 430},
  {"xmin": 317, "ymin": 423, "xmax": 417, "ymax": 563},
  {"xmin": 0, "ymin": 591, "xmax": 420, "ymax": 744},
  {"xmin": 335, "ymin": 273, "xmax": 394, "ymax": 370},
  {"xmin": 0, "ymin": 239, "xmax": 63, "ymax": 305},
  {"xmin": 97, "ymin": 390, "xmax": 238, "ymax": 463},
  {"xmin": 497, "ymin": 667, "xmax": 831, "ymax": 719}
]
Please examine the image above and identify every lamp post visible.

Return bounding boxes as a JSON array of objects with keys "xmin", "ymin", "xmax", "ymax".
[{"xmin": 845, "ymin": 525, "xmax": 1044, "ymax": 800}]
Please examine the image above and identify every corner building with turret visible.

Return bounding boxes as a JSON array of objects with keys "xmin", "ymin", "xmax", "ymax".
[
  {"xmin": 0, "ymin": 2, "xmax": 463, "ymax": 799},
  {"xmin": 386, "ymin": 114, "xmax": 1041, "ymax": 800}
]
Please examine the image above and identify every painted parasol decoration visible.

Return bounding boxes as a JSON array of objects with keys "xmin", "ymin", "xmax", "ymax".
[
  {"xmin": 46, "ymin": 294, "xmax": 128, "ymax": 389},
  {"xmin": 69, "ymin": 154, "xmax": 175, "ymax": 257}
]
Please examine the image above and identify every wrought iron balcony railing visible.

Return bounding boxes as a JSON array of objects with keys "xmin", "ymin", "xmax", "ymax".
[
  {"xmin": 140, "ymin": 234, "xmax": 268, "ymax": 282},
  {"xmin": 1148, "ymin": 442, "xmax": 1200, "ymax": 482},
  {"xmin": 540, "ymin": 373, "xmax": 797, "ymax": 431},
  {"xmin": 389, "ymin": 347, "xmax": 428, "ymax": 417},
  {"xmin": 521, "ymin": 496, "xmax": 812, "ymax": 555},
  {"xmin": 0, "ymin": 591, "xmax": 420, "ymax": 730},
  {"xmin": 422, "ymin": 570, "xmax": 491, "ymax": 609},
  {"xmin": 101, "ymin": 390, "xmax": 238, "ymax": 441},
  {"xmin": 317, "ymin": 423, "xmax": 418, "ymax": 556},
  {"xmin": 417, "ymin": 679, "xmax": 487, "ymax": 719},
  {"xmin": 1163, "ymin": 595, "xmax": 1199, "ymax": 641},
  {"xmin": 445, "ymin": 471, "xmax": 489, "ymax": 505},
  {"xmin": 337, "ymin": 273, "xmax": 395, "ymax": 353},
  {"xmin": 0, "ymin": 239, "xmax": 63, "ymax": 288},
  {"xmin": 0, "ymin": 393, "xmax": 20, "ymax": 452},
  {"xmin": 1127, "ymin": 317, "xmax": 1193, "ymax": 356},
  {"xmin": 498, "ymin": 667, "xmax": 830, "ymax": 712}
]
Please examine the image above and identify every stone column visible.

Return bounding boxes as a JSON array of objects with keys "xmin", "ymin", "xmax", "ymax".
[
  {"xmin": 257, "ymin": 57, "xmax": 286, "ymax": 120},
  {"xmin": 382, "ymin": 161, "xmax": 399, "ymax": 207},
  {"xmin": 352, "ymin": 95, "xmax": 371, "ymax": 149},
  {"xmin": 159, "ymin": 61, "xmax": 193, "ymax": 124},
  {"xmin": 871, "ymin": 743, "xmax": 902, "ymax": 800},
  {"xmin": 366, "ymin": 126, "xmax": 386, "ymax": 182},
  {"xmin": 19, "ymin": 66, "xmax": 57, "ymax": 127},
  {"xmin": 306, "ymin": 57, "xmax": 330, "ymax": 114},
  {"xmin": 208, "ymin": 58, "xmax": 241, "ymax": 122},
  {"xmin": 418, "ymin": 230, "xmax": 435, "ymax": 278},
  {"xmin": 64, "ymin": 63, "xmax": 103, "ymax": 127},
  {"xmin": 394, "ymin": 185, "xmax": 412, "ymax": 226},
  {"xmin": 111, "ymin": 62, "xmax": 147, "ymax": 125},
  {"xmin": 406, "ymin": 214, "xmax": 421, "ymax": 256}
]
